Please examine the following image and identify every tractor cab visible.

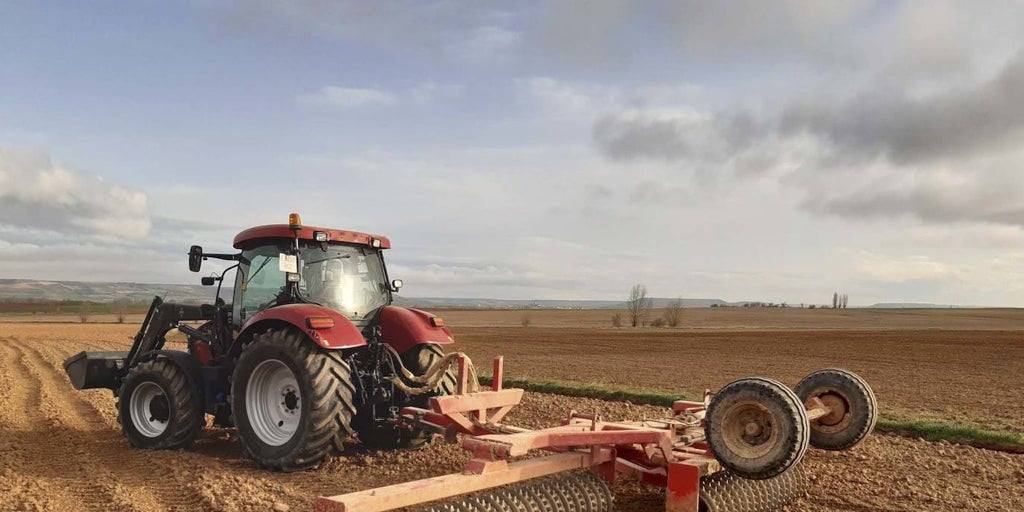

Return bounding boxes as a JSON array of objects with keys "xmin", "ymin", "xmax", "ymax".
[
  {"xmin": 233, "ymin": 241, "xmax": 388, "ymax": 326},
  {"xmin": 224, "ymin": 219, "xmax": 401, "ymax": 330}
]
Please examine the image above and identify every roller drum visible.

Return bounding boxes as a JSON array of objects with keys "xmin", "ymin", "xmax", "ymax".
[{"xmin": 416, "ymin": 471, "xmax": 613, "ymax": 512}]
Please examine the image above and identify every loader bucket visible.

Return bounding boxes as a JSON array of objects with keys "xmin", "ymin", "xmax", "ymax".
[{"xmin": 64, "ymin": 351, "xmax": 128, "ymax": 390}]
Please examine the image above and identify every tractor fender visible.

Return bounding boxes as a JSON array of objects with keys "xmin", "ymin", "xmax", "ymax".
[
  {"xmin": 379, "ymin": 305, "xmax": 455, "ymax": 354},
  {"xmin": 236, "ymin": 303, "xmax": 367, "ymax": 352},
  {"xmin": 133, "ymin": 349, "xmax": 205, "ymax": 407}
]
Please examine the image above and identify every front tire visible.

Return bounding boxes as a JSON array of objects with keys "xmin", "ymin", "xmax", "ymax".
[
  {"xmin": 231, "ymin": 328, "xmax": 357, "ymax": 471},
  {"xmin": 117, "ymin": 358, "xmax": 204, "ymax": 450}
]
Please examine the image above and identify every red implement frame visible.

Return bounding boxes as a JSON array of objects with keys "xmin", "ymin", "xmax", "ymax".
[{"xmin": 316, "ymin": 356, "xmax": 801, "ymax": 512}]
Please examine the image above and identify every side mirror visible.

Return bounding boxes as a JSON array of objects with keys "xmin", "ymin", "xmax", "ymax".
[
  {"xmin": 201, "ymin": 276, "xmax": 217, "ymax": 286},
  {"xmin": 188, "ymin": 245, "xmax": 203, "ymax": 272},
  {"xmin": 391, "ymin": 279, "xmax": 403, "ymax": 292}
]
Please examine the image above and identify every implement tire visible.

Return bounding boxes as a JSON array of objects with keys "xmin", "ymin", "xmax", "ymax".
[
  {"xmin": 231, "ymin": 328, "xmax": 356, "ymax": 471},
  {"xmin": 794, "ymin": 368, "xmax": 877, "ymax": 451},
  {"xmin": 117, "ymin": 358, "xmax": 204, "ymax": 450},
  {"xmin": 705, "ymin": 377, "xmax": 809, "ymax": 480}
]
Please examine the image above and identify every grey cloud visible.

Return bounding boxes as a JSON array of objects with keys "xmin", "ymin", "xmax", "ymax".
[
  {"xmin": 585, "ymin": 184, "xmax": 613, "ymax": 199},
  {"xmin": 0, "ymin": 148, "xmax": 151, "ymax": 239},
  {"xmin": 662, "ymin": 0, "xmax": 872, "ymax": 56},
  {"xmin": 593, "ymin": 110, "xmax": 763, "ymax": 163},
  {"xmin": 591, "ymin": 49, "xmax": 1024, "ymax": 228},
  {"xmin": 219, "ymin": 1, "xmax": 874, "ymax": 70},
  {"xmin": 628, "ymin": 181, "xmax": 694, "ymax": 206},
  {"xmin": 215, "ymin": 1, "xmax": 1023, "ymax": 83},
  {"xmin": 783, "ymin": 50, "xmax": 1024, "ymax": 164},
  {"xmin": 802, "ymin": 166, "xmax": 1024, "ymax": 226},
  {"xmin": 533, "ymin": 0, "xmax": 873, "ymax": 68},
  {"xmin": 594, "ymin": 51, "xmax": 1024, "ymax": 168}
]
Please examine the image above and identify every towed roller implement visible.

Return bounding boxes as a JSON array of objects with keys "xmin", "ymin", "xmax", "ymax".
[{"xmin": 317, "ymin": 356, "xmax": 877, "ymax": 512}]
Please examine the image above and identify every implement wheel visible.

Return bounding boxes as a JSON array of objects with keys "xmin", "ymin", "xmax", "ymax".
[
  {"xmin": 705, "ymin": 377, "xmax": 809, "ymax": 479},
  {"xmin": 231, "ymin": 328, "xmax": 357, "ymax": 471},
  {"xmin": 794, "ymin": 368, "xmax": 877, "ymax": 451},
  {"xmin": 117, "ymin": 358, "xmax": 204, "ymax": 450}
]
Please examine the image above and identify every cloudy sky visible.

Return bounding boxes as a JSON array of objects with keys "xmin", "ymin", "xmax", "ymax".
[{"xmin": 2, "ymin": 1, "xmax": 1024, "ymax": 306}]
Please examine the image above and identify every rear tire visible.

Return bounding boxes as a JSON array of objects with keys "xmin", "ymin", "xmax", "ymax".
[
  {"xmin": 117, "ymin": 358, "xmax": 204, "ymax": 450},
  {"xmin": 231, "ymin": 328, "xmax": 357, "ymax": 471},
  {"xmin": 705, "ymin": 377, "xmax": 809, "ymax": 479},
  {"xmin": 402, "ymin": 343, "xmax": 458, "ymax": 400},
  {"xmin": 794, "ymin": 368, "xmax": 877, "ymax": 451},
  {"xmin": 356, "ymin": 344, "xmax": 456, "ymax": 450}
]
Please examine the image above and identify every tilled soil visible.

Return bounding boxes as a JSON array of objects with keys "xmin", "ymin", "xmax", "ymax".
[{"xmin": 1, "ymin": 324, "xmax": 1022, "ymax": 511}]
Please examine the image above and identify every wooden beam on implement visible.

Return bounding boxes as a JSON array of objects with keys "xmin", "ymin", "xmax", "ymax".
[
  {"xmin": 429, "ymin": 389, "xmax": 524, "ymax": 415},
  {"xmin": 315, "ymin": 451, "xmax": 613, "ymax": 512}
]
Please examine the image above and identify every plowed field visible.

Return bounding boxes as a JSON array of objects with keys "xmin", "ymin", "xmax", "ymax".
[
  {"xmin": 453, "ymin": 327, "xmax": 1024, "ymax": 434},
  {"xmin": 1, "ymin": 321, "xmax": 1022, "ymax": 511}
]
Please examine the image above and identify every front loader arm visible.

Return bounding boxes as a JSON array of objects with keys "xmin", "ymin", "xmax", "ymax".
[
  {"xmin": 124, "ymin": 296, "xmax": 215, "ymax": 369},
  {"xmin": 64, "ymin": 295, "xmax": 216, "ymax": 392}
]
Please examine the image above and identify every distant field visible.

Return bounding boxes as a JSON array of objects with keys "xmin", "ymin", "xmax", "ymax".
[
  {"xmin": 435, "ymin": 306, "xmax": 1024, "ymax": 330},
  {"xmin": 5, "ymin": 306, "xmax": 1024, "ymax": 330}
]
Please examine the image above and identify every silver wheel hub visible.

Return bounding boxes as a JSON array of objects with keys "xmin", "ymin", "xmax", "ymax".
[
  {"xmin": 129, "ymin": 381, "xmax": 169, "ymax": 438},
  {"xmin": 246, "ymin": 359, "xmax": 301, "ymax": 446}
]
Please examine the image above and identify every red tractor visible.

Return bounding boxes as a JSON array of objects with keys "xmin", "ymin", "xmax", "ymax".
[{"xmin": 64, "ymin": 214, "xmax": 457, "ymax": 470}]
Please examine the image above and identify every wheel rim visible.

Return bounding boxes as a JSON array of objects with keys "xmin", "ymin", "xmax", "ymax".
[
  {"xmin": 129, "ymin": 381, "xmax": 169, "ymax": 438},
  {"xmin": 246, "ymin": 359, "xmax": 301, "ymax": 446},
  {"xmin": 720, "ymin": 400, "xmax": 781, "ymax": 459},
  {"xmin": 812, "ymin": 388, "xmax": 853, "ymax": 434}
]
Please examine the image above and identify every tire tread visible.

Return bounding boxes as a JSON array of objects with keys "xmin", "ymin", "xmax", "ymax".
[{"xmin": 116, "ymin": 358, "xmax": 204, "ymax": 450}]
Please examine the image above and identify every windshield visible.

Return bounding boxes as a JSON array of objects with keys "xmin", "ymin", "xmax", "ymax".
[
  {"xmin": 298, "ymin": 243, "xmax": 389, "ymax": 321},
  {"xmin": 236, "ymin": 242, "xmax": 389, "ymax": 324}
]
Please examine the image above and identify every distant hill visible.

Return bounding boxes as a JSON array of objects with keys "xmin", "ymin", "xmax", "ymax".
[
  {"xmin": 0, "ymin": 279, "xmax": 222, "ymax": 304},
  {"xmin": 0, "ymin": 279, "xmax": 746, "ymax": 309},
  {"xmin": 866, "ymin": 303, "xmax": 968, "ymax": 309}
]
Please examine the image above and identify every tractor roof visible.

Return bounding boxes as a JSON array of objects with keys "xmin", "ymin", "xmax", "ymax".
[{"xmin": 232, "ymin": 224, "xmax": 392, "ymax": 250}]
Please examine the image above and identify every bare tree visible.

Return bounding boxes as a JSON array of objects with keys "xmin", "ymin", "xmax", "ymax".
[
  {"xmin": 627, "ymin": 284, "xmax": 652, "ymax": 327},
  {"xmin": 611, "ymin": 313, "xmax": 623, "ymax": 327},
  {"xmin": 841, "ymin": 294, "xmax": 849, "ymax": 309},
  {"xmin": 832, "ymin": 291, "xmax": 839, "ymax": 309},
  {"xmin": 663, "ymin": 297, "xmax": 683, "ymax": 327}
]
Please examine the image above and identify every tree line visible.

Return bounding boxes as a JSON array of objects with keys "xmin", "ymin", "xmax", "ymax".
[{"xmin": 604, "ymin": 284, "xmax": 854, "ymax": 328}]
